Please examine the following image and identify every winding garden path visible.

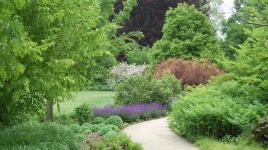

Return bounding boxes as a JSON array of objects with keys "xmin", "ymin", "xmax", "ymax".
[{"xmin": 123, "ymin": 118, "xmax": 199, "ymax": 150}]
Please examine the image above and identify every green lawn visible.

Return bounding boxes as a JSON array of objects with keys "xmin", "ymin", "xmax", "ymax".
[{"xmin": 54, "ymin": 91, "xmax": 115, "ymax": 116}]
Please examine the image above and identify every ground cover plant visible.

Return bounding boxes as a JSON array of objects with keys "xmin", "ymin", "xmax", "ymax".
[
  {"xmin": 86, "ymin": 132, "xmax": 142, "ymax": 150},
  {"xmin": 69, "ymin": 115, "xmax": 142, "ymax": 150},
  {"xmin": 0, "ymin": 122, "xmax": 83, "ymax": 150},
  {"xmin": 92, "ymin": 102, "xmax": 166, "ymax": 122},
  {"xmin": 0, "ymin": 115, "xmax": 142, "ymax": 150}
]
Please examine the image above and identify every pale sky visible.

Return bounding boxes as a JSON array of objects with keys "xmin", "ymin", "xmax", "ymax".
[{"xmin": 222, "ymin": 0, "xmax": 235, "ymax": 18}]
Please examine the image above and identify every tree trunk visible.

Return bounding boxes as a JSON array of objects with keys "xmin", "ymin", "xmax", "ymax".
[{"xmin": 45, "ymin": 99, "xmax": 53, "ymax": 121}]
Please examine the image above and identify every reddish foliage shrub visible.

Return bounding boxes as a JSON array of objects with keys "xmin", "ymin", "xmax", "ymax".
[{"xmin": 155, "ymin": 59, "xmax": 224, "ymax": 85}]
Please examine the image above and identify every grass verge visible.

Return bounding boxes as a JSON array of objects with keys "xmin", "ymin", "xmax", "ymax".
[{"xmin": 196, "ymin": 138, "xmax": 267, "ymax": 150}]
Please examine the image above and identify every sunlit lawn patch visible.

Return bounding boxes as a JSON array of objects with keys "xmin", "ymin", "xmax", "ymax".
[{"xmin": 54, "ymin": 91, "xmax": 114, "ymax": 116}]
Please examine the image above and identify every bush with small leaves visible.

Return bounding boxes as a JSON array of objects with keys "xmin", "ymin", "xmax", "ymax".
[
  {"xmin": 115, "ymin": 74, "xmax": 181, "ymax": 105},
  {"xmin": 0, "ymin": 122, "xmax": 83, "ymax": 150},
  {"xmin": 73, "ymin": 103, "xmax": 93, "ymax": 124},
  {"xmin": 97, "ymin": 125, "xmax": 120, "ymax": 136},
  {"xmin": 92, "ymin": 133, "xmax": 142, "ymax": 150},
  {"xmin": 170, "ymin": 81, "xmax": 266, "ymax": 140},
  {"xmin": 105, "ymin": 116, "xmax": 124, "ymax": 128},
  {"xmin": 127, "ymin": 47, "xmax": 150, "ymax": 65},
  {"xmin": 92, "ymin": 117, "xmax": 105, "ymax": 124}
]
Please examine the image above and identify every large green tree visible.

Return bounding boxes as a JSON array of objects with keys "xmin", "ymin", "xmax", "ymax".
[
  {"xmin": 0, "ymin": 0, "xmax": 137, "ymax": 125},
  {"xmin": 225, "ymin": 0, "xmax": 268, "ymax": 102},
  {"xmin": 0, "ymin": 1, "xmax": 44, "ymax": 125},
  {"xmin": 221, "ymin": 0, "xmax": 268, "ymax": 58},
  {"xmin": 151, "ymin": 3, "xmax": 222, "ymax": 64}
]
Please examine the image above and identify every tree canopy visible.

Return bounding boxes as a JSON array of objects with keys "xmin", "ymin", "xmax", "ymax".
[
  {"xmin": 151, "ymin": 3, "xmax": 222, "ymax": 64},
  {"xmin": 0, "ymin": 0, "xmax": 137, "ymax": 125}
]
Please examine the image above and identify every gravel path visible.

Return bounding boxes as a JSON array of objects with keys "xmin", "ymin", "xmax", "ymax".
[{"xmin": 123, "ymin": 117, "xmax": 199, "ymax": 150}]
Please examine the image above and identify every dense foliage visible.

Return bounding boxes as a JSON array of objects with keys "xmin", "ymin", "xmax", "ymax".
[
  {"xmin": 221, "ymin": 0, "xmax": 266, "ymax": 58},
  {"xmin": 88, "ymin": 133, "xmax": 142, "ymax": 150},
  {"xmin": 0, "ymin": 122, "xmax": 83, "ymax": 150},
  {"xmin": 154, "ymin": 59, "xmax": 223, "ymax": 85},
  {"xmin": 105, "ymin": 116, "xmax": 124, "ymax": 128},
  {"xmin": 170, "ymin": 80, "xmax": 267, "ymax": 140},
  {"xmin": 0, "ymin": 115, "xmax": 141, "ymax": 150},
  {"xmin": 116, "ymin": 0, "xmax": 202, "ymax": 46},
  {"xmin": 0, "ymin": 0, "xmax": 138, "ymax": 125},
  {"xmin": 169, "ymin": 1, "xmax": 268, "ymax": 146},
  {"xmin": 151, "ymin": 3, "xmax": 222, "ymax": 64},
  {"xmin": 73, "ymin": 103, "xmax": 93, "ymax": 124},
  {"xmin": 1, "ymin": 0, "xmax": 268, "ymax": 149},
  {"xmin": 115, "ymin": 74, "xmax": 182, "ymax": 105},
  {"xmin": 127, "ymin": 47, "xmax": 150, "ymax": 64},
  {"xmin": 69, "ymin": 115, "xmax": 142, "ymax": 150}
]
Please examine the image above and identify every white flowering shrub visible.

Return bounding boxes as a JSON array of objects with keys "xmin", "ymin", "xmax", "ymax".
[{"xmin": 107, "ymin": 63, "xmax": 147, "ymax": 89}]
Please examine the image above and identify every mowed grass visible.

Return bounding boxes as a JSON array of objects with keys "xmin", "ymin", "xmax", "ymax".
[{"xmin": 54, "ymin": 91, "xmax": 115, "ymax": 116}]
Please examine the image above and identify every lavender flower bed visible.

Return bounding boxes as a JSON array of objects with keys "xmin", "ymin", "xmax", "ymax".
[{"xmin": 92, "ymin": 102, "xmax": 166, "ymax": 122}]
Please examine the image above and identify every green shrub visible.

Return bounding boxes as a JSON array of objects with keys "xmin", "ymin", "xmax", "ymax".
[
  {"xmin": 84, "ymin": 55, "xmax": 117, "ymax": 91},
  {"xmin": 93, "ymin": 133, "xmax": 142, "ymax": 150},
  {"xmin": 103, "ymin": 130, "xmax": 118, "ymax": 139},
  {"xmin": 80, "ymin": 123, "xmax": 94, "ymax": 134},
  {"xmin": 69, "ymin": 124, "xmax": 82, "ymax": 133},
  {"xmin": 105, "ymin": 116, "xmax": 124, "ymax": 128},
  {"xmin": 71, "ymin": 122, "xmax": 120, "ymax": 137},
  {"xmin": 73, "ymin": 103, "xmax": 93, "ymax": 124},
  {"xmin": 54, "ymin": 114, "xmax": 76, "ymax": 125},
  {"xmin": 127, "ymin": 47, "xmax": 149, "ymax": 65},
  {"xmin": 90, "ymin": 124, "xmax": 102, "ymax": 132},
  {"xmin": 0, "ymin": 122, "xmax": 82, "ymax": 150},
  {"xmin": 153, "ymin": 73, "xmax": 182, "ymax": 105},
  {"xmin": 169, "ymin": 82, "xmax": 264, "ymax": 140},
  {"xmin": 115, "ymin": 75, "xmax": 153, "ymax": 104},
  {"xmin": 115, "ymin": 74, "xmax": 181, "ymax": 105},
  {"xmin": 97, "ymin": 125, "xmax": 120, "ymax": 136},
  {"xmin": 92, "ymin": 117, "xmax": 105, "ymax": 124}
]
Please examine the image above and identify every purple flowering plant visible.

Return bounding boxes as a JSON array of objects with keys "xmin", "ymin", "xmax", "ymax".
[{"xmin": 92, "ymin": 102, "xmax": 166, "ymax": 122}]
